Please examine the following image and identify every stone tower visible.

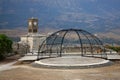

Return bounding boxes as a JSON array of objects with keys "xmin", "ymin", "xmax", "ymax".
[
  {"xmin": 20, "ymin": 18, "xmax": 46, "ymax": 53},
  {"xmin": 28, "ymin": 18, "xmax": 38, "ymax": 33}
]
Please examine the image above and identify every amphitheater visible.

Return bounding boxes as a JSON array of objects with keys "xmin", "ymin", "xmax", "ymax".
[{"xmin": 19, "ymin": 29, "xmax": 119, "ymax": 69}]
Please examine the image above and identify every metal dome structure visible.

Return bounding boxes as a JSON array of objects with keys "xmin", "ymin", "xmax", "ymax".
[{"xmin": 37, "ymin": 29, "xmax": 107, "ymax": 60}]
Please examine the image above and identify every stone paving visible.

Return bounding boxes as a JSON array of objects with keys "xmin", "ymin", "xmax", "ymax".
[
  {"xmin": 19, "ymin": 52, "xmax": 120, "ymax": 61},
  {"xmin": 18, "ymin": 52, "xmax": 120, "ymax": 69},
  {"xmin": 34, "ymin": 56, "xmax": 111, "ymax": 69},
  {"xmin": 18, "ymin": 55, "xmax": 37, "ymax": 61},
  {"xmin": 107, "ymin": 55, "xmax": 120, "ymax": 59}
]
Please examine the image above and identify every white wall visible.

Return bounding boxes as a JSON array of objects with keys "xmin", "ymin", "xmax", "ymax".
[{"xmin": 21, "ymin": 35, "xmax": 46, "ymax": 53}]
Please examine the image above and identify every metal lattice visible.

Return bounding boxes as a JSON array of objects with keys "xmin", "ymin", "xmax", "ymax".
[{"xmin": 37, "ymin": 29, "xmax": 107, "ymax": 60}]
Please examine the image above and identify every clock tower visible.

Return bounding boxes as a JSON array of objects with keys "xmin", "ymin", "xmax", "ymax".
[
  {"xmin": 20, "ymin": 18, "xmax": 46, "ymax": 53},
  {"xmin": 28, "ymin": 18, "xmax": 38, "ymax": 33}
]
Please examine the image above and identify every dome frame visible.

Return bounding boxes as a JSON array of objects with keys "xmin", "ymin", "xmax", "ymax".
[{"xmin": 37, "ymin": 29, "xmax": 107, "ymax": 60}]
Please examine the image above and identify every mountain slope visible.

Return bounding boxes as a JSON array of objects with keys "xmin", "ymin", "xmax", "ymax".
[{"xmin": 0, "ymin": 0, "xmax": 120, "ymax": 34}]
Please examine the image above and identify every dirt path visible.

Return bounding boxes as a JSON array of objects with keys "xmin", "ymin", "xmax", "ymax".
[
  {"xmin": 0, "ymin": 61, "xmax": 18, "ymax": 71},
  {"xmin": 0, "ymin": 63, "xmax": 120, "ymax": 80},
  {"xmin": 0, "ymin": 55, "xmax": 21, "ymax": 72}
]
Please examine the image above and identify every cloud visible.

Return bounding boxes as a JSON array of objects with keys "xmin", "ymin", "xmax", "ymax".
[
  {"xmin": 0, "ymin": 7, "xmax": 3, "ymax": 14},
  {"xmin": 29, "ymin": 8, "xmax": 38, "ymax": 13},
  {"xmin": 84, "ymin": 18, "xmax": 98, "ymax": 24},
  {"xmin": 0, "ymin": 22, "xmax": 9, "ymax": 26},
  {"xmin": 90, "ymin": 0, "xmax": 97, "ymax": 2},
  {"xmin": 9, "ymin": 0, "xmax": 30, "ymax": 3},
  {"xmin": 7, "ymin": 9, "xmax": 15, "ymax": 14},
  {"xmin": 56, "ymin": 12, "xmax": 99, "ymax": 24},
  {"xmin": 0, "ymin": 6, "xmax": 15, "ymax": 14}
]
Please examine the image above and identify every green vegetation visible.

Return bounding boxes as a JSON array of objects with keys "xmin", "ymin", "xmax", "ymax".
[
  {"xmin": 106, "ymin": 45, "xmax": 120, "ymax": 52},
  {"xmin": 0, "ymin": 34, "xmax": 13, "ymax": 60}
]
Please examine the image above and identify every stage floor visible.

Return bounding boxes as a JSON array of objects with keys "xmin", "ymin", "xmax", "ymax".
[{"xmin": 34, "ymin": 56, "xmax": 111, "ymax": 69}]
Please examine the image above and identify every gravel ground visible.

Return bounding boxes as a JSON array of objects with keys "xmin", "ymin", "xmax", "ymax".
[{"xmin": 0, "ymin": 62, "xmax": 120, "ymax": 80}]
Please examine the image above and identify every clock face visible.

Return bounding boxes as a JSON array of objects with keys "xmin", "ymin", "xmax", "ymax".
[
  {"xmin": 33, "ymin": 22, "xmax": 37, "ymax": 25},
  {"xmin": 29, "ymin": 22, "xmax": 32, "ymax": 26}
]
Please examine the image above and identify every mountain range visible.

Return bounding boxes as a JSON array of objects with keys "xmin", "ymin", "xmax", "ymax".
[{"xmin": 0, "ymin": 0, "xmax": 120, "ymax": 44}]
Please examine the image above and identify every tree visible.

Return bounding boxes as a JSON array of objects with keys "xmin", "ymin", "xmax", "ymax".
[{"xmin": 0, "ymin": 34, "xmax": 13, "ymax": 60}]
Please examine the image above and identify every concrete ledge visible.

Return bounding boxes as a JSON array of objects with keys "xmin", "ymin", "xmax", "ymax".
[
  {"xmin": 107, "ymin": 55, "xmax": 120, "ymax": 60},
  {"xmin": 32, "ymin": 56, "xmax": 113, "ymax": 69}
]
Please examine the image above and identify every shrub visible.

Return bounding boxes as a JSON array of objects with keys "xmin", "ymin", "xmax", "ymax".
[{"xmin": 0, "ymin": 34, "xmax": 13, "ymax": 60}]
